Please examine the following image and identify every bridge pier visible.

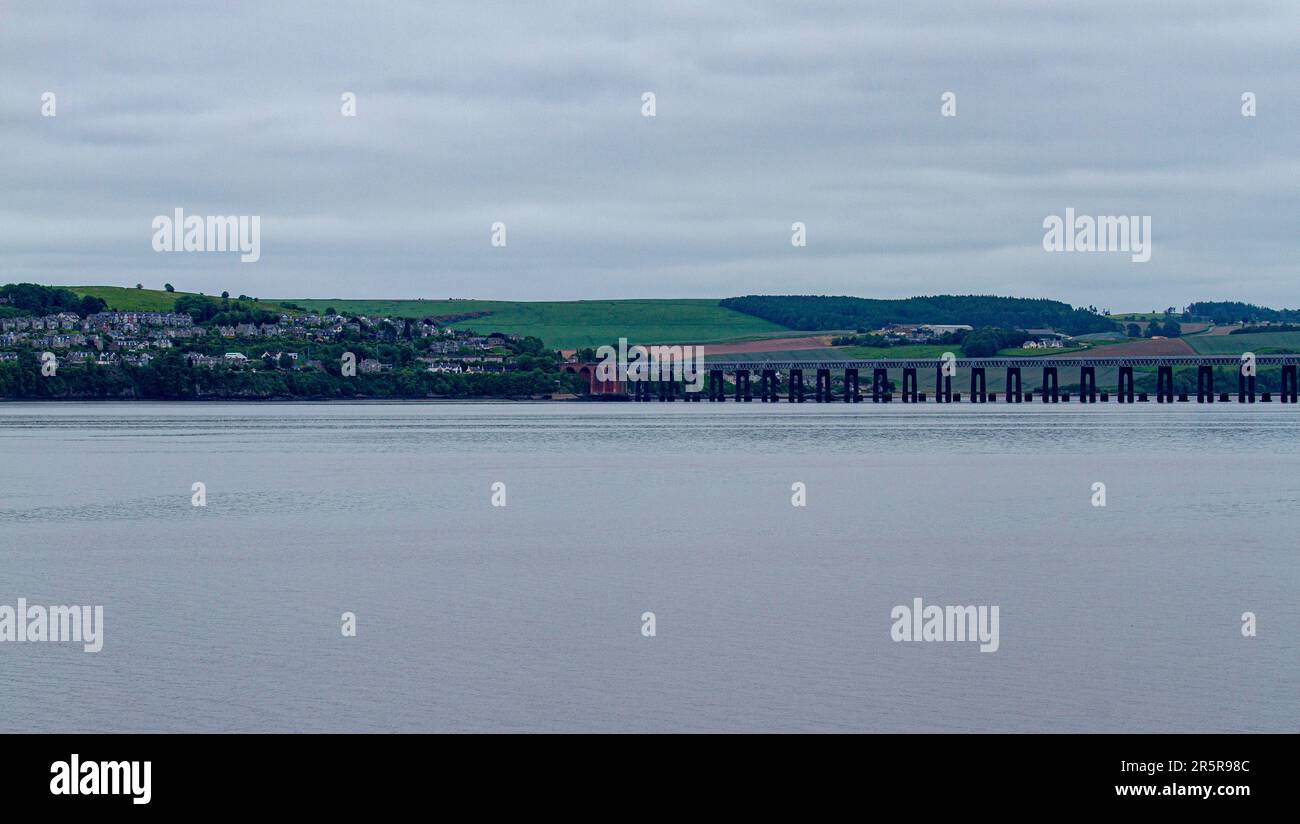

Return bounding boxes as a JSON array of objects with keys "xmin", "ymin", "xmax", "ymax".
[
  {"xmin": 844, "ymin": 368, "xmax": 861, "ymax": 403},
  {"xmin": 872, "ymin": 368, "xmax": 889, "ymax": 403},
  {"xmin": 969, "ymin": 367, "xmax": 987, "ymax": 403},
  {"xmin": 1041, "ymin": 366, "xmax": 1059, "ymax": 403},
  {"xmin": 934, "ymin": 365, "xmax": 952, "ymax": 403},
  {"xmin": 694, "ymin": 357, "xmax": 1298, "ymax": 409},
  {"xmin": 735, "ymin": 369, "xmax": 752, "ymax": 402},
  {"xmin": 815, "ymin": 368, "xmax": 832, "ymax": 402},
  {"xmin": 1118, "ymin": 366, "xmax": 1135, "ymax": 403},
  {"xmin": 902, "ymin": 368, "xmax": 918, "ymax": 403},
  {"xmin": 1197, "ymin": 365, "xmax": 1214, "ymax": 403},
  {"xmin": 1156, "ymin": 365, "xmax": 1174, "ymax": 403},
  {"xmin": 708, "ymin": 369, "xmax": 725, "ymax": 401},
  {"xmin": 1080, "ymin": 366, "xmax": 1097, "ymax": 403}
]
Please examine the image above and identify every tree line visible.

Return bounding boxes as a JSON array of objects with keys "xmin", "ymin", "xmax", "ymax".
[
  {"xmin": 0, "ymin": 352, "xmax": 584, "ymax": 400},
  {"xmin": 720, "ymin": 295, "xmax": 1117, "ymax": 336},
  {"xmin": 0, "ymin": 283, "xmax": 106, "ymax": 318},
  {"xmin": 1186, "ymin": 302, "xmax": 1300, "ymax": 325}
]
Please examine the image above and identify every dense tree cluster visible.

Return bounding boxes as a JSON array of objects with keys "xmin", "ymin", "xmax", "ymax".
[
  {"xmin": 0, "ymin": 351, "xmax": 583, "ymax": 400},
  {"xmin": 172, "ymin": 294, "xmax": 280, "ymax": 326},
  {"xmin": 0, "ymin": 283, "xmax": 105, "ymax": 318},
  {"xmin": 720, "ymin": 295, "xmax": 1117, "ymax": 336},
  {"xmin": 1187, "ymin": 302, "xmax": 1300, "ymax": 325},
  {"xmin": 957, "ymin": 328, "xmax": 1032, "ymax": 357}
]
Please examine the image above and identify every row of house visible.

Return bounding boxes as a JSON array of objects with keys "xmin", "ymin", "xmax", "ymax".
[
  {"xmin": 19, "ymin": 350, "xmax": 158, "ymax": 367},
  {"xmin": 873, "ymin": 324, "xmax": 974, "ymax": 343},
  {"xmin": 85, "ymin": 311, "xmax": 194, "ymax": 328},
  {"xmin": 0, "ymin": 312, "xmax": 82, "ymax": 332},
  {"xmin": 186, "ymin": 351, "xmax": 303, "ymax": 368},
  {"xmin": 1021, "ymin": 329, "xmax": 1070, "ymax": 348}
]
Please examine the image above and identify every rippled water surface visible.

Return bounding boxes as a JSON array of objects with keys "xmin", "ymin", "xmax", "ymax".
[{"xmin": 0, "ymin": 401, "xmax": 1295, "ymax": 731}]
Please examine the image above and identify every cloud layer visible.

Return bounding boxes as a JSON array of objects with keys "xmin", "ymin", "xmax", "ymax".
[{"xmin": 2, "ymin": 0, "xmax": 1296, "ymax": 308}]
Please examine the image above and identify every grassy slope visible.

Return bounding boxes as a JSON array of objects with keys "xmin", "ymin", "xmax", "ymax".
[
  {"xmin": 285, "ymin": 298, "xmax": 790, "ymax": 349},
  {"xmin": 67, "ymin": 288, "xmax": 799, "ymax": 348},
  {"xmin": 71, "ymin": 285, "xmax": 286, "ymax": 314},
  {"xmin": 1187, "ymin": 331, "xmax": 1300, "ymax": 355},
  {"xmin": 1107, "ymin": 312, "xmax": 1167, "ymax": 321}
]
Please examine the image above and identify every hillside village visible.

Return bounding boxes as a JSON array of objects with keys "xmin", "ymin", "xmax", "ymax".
[{"xmin": 0, "ymin": 306, "xmax": 525, "ymax": 375}]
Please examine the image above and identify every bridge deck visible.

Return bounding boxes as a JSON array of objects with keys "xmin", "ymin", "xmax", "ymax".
[{"xmin": 699, "ymin": 355, "xmax": 1299, "ymax": 370}]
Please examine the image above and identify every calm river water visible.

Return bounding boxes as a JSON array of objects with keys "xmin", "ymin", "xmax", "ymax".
[{"xmin": 0, "ymin": 402, "xmax": 1295, "ymax": 731}]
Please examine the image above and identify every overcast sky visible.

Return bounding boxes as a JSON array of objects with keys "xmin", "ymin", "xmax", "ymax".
[{"xmin": 2, "ymin": 1, "xmax": 1296, "ymax": 309}]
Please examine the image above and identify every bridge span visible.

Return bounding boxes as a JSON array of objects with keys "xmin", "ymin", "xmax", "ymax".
[{"xmin": 612, "ymin": 355, "xmax": 1300, "ymax": 405}]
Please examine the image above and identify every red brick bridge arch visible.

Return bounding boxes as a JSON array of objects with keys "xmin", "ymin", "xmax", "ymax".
[{"xmin": 561, "ymin": 363, "xmax": 625, "ymax": 395}]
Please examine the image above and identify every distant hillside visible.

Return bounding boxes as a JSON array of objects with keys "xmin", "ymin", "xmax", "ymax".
[
  {"xmin": 70, "ymin": 285, "xmax": 288, "ymax": 315},
  {"xmin": 720, "ymin": 295, "xmax": 1117, "ymax": 336},
  {"xmin": 44, "ymin": 286, "xmax": 1142, "ymax": 348},
  {"xmin": 1186, "ymin": 301, "xmax": 1300, "ymax": 325},
  {"xmin": 51, "ymin": 289, "xmax": 793, "ymax": 349},
  {"xmin": 1188, "ymin": 331, "xmax": 1300, "ymax": 356},
  {"xmin": 286, "ymin": 298, "xmax": 791, "ymax": 349}
]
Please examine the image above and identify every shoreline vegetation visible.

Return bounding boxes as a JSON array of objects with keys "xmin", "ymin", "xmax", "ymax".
[{"xmin": 0, "ymin": 396, "xmax": 578, "ymax": 403}]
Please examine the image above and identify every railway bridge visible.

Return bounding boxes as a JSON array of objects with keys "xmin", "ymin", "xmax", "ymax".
[{"xmin": 619, "ymin": 355, "xmax": 1300, "ymax": 405}]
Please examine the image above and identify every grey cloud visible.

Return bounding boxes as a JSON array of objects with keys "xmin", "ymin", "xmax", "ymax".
[{"xmin": 0, "ymin": 0, "xmax": 1296, "ymax": 308}]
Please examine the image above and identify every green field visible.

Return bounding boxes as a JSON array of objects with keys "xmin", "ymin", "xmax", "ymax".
[
  {"xmin": 62, "ymin": 288, "xmax": 796, "ymax": 349},
  {"xmin": 1107, "ymin": 312, "xmax": 1168, "ymax": 321},
  {"xmin": 286, "ymin": 298, "xmax": 791, "ymax": 349},
  {"xmin": 707, "ymin": 344, "xmax": 948, "ymax": 363},
  {"xmin": 1072, "ymin": 332, "xmax": 1127, "ymax": 342},
  {"xmin": 1187, "ymin": 331, "xmax": 1300, "ymax": 355},
  {"xmin": 838, "ymin": 344, "xmax": 949, "ymax": 359},
  {"xmin": 71, "ymin": 285, "xmax": 287, "ymax": 314}
]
